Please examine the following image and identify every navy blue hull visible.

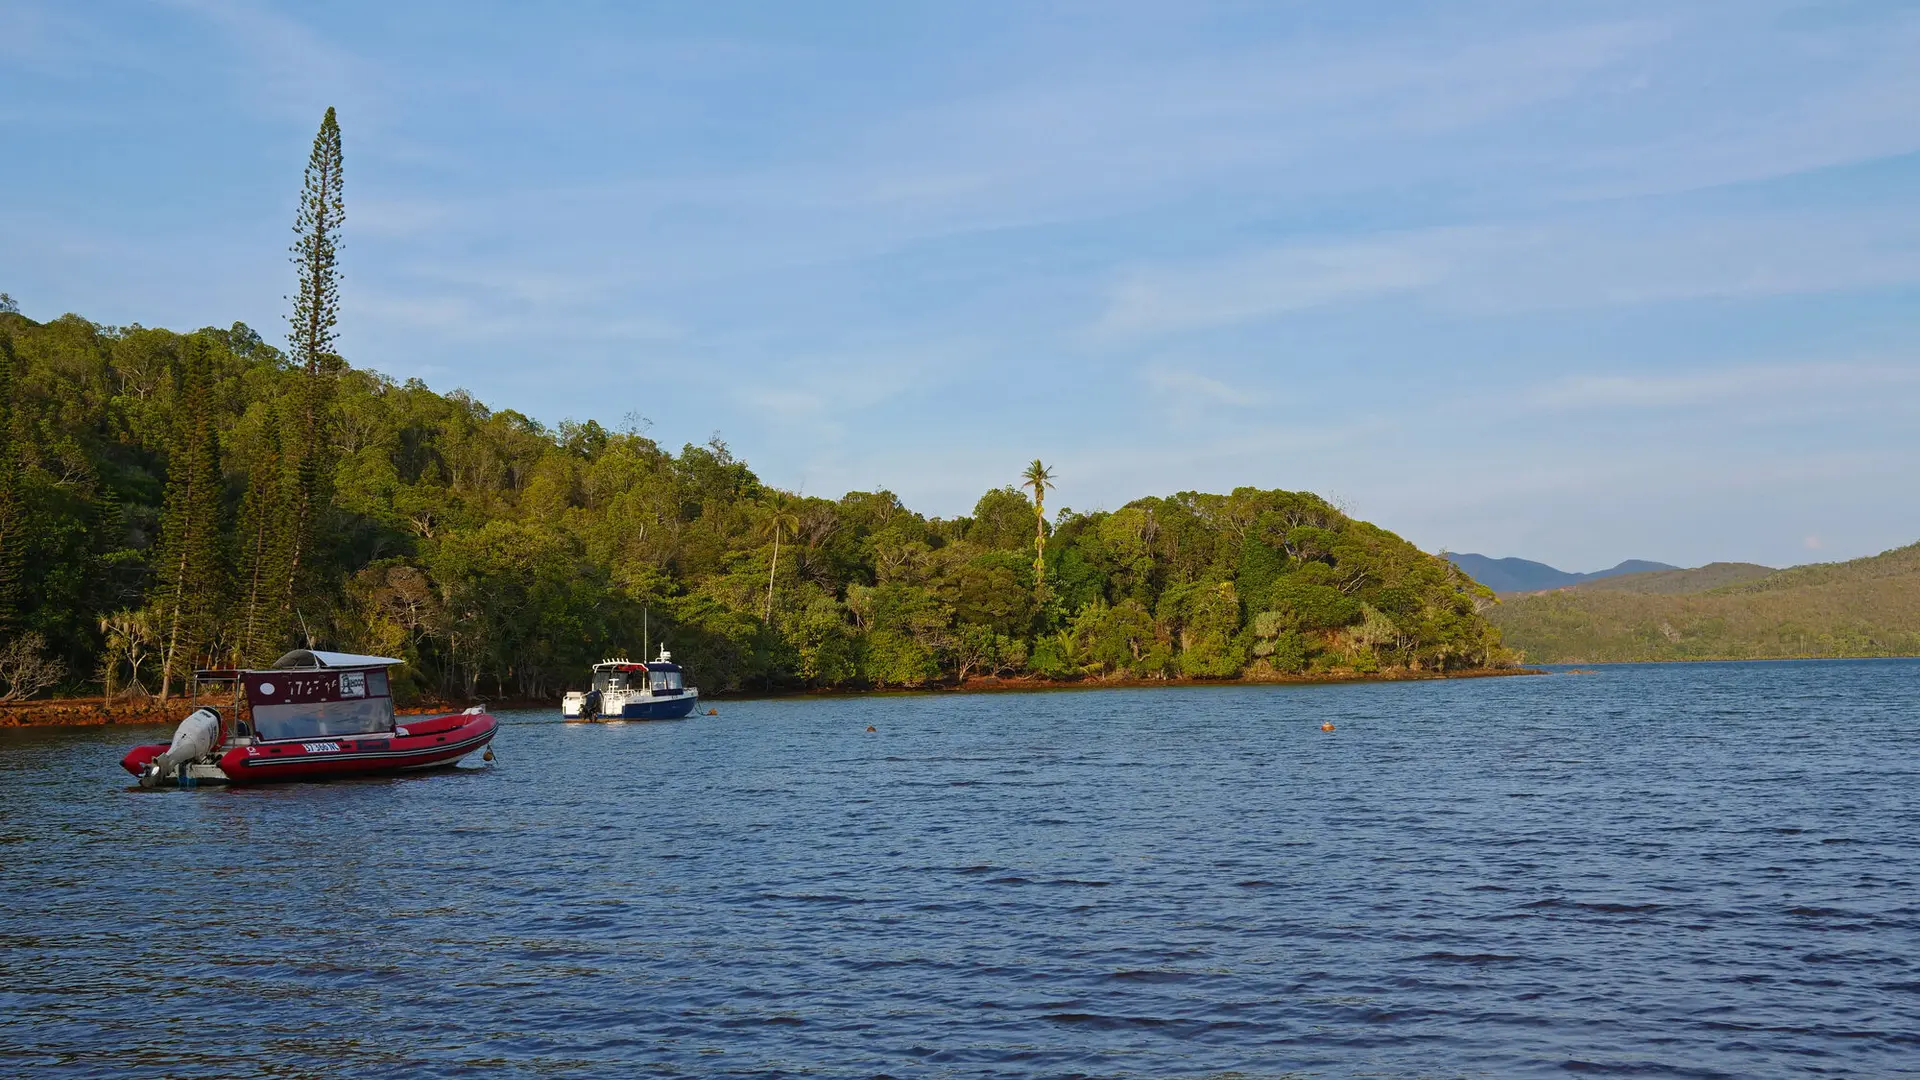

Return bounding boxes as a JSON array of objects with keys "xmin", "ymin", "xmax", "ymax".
[{"xmin": 607, "ymin": 693, "xmax": 699, "ymax": 720}]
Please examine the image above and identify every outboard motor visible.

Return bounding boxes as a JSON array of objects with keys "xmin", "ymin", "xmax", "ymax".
[{"xmin": 139, "ymin": 707, "xmax": 221, "ymax": 788}]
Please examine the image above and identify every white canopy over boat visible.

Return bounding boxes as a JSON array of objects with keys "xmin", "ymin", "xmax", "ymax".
[{"xmin": 271, "ymin": 649, "xmax": 404, "ymax": 670}]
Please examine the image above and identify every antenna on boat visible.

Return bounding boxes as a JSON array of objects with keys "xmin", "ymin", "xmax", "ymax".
[{"xmin": 643, "ymin": 606, "xmax": 649, "ymax": 662}]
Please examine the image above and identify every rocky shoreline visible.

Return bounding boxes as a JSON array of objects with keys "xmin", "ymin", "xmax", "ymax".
[
  {"xmin": 0, "ymin": 695, "xmax": 555, "ymax": 729},
  {"xmin": 1, "ymin": 667, "xmax": 1542, "ymax": 728}
]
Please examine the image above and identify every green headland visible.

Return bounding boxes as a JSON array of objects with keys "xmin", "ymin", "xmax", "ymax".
[{"xmin": 0, "ymin": 303, "xmax": 1514, "ymax": 711}]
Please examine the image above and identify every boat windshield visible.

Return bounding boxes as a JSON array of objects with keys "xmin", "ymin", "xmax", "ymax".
[
  {"xmin": 650, "ymin": 669, "xmax": 683, "ymax": 692},
  {"xmin": 254, "ymin": 698, "xmax": 392, "ymax": 740},
  {"xmin": 246, "ymin": 668, "xmax": 394, "ymax": 741}
]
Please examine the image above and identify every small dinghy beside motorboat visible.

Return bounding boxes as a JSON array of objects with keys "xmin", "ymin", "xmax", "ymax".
[
  {"xmin": 561, "ymin": 645, "xmax": 700, "ymax": 721},
  {"xmin": 121, "ymin": 650, "xmax": 496, "ymax": 787}
]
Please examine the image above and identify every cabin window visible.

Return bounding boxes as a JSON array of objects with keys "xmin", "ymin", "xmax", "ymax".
[
  {"xmin": 594, "ymin": 671, "xmax": 629, "ymax": 692},
  {"xmin": 650, "ymin": 670, "xmax": 682, "ymax": 692},
  {"xmin": 252, "ymin": 696, "xmax": 394, "ymax": 741}
]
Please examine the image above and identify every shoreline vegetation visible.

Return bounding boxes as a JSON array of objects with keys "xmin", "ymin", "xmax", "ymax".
[
  {"xmin": 0, "ymin": 281, "xmax": 1521, "ymax": 713},
  {"xmin": 0, "ymin": 666, "xmax": 1541, "ymax": 729},
  {"xmin": 0, "ymin": 110, "xmax": 1519, "ymax": 718}
]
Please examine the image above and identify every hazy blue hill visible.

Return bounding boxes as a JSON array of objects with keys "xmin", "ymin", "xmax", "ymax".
[
  {"xmin": 1607, "ymin": 559, "xmax": 1681, "ymax": 577},
  {"xmin": 1446, "ymin": 553, "xmax": 1679, "ymax": 594},
  {"xmin": 1445, "ymin": 555, "xmax": 1580, "ymax": 592}
]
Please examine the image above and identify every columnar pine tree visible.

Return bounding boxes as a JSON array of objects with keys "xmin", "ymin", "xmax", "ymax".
[
  {"xmin": 284, "ymin": 106, "xmax": 344, "ymax": 627},
  {"xmin": 234, "ymin": 420, "xmax": 292, "ymax": 664},
  {"xmin": 88, "ymin": 480, "xmax": 132, "ymax": 630},
  {"xmin": 0, "ymin": 333, "xmax": 23, "ymax": 633},
  {"xmin": 154, "ymin": 340, "xmax": 227, "ymax": 700}
]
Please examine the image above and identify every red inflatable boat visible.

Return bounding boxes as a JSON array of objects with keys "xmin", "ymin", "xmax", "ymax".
[{"xmin": 122, "ymin": 650, "xmax": 497, "ymax": 787}]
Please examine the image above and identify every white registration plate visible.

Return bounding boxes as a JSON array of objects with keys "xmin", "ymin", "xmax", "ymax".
[{"xmin": 302, "ymin": 742, "xmax": 341, "ymax": 753}]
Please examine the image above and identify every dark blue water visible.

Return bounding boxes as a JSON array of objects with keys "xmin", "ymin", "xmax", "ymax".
[{"xmin": 3, "ymin": 660, "xmax": 1917, "ymax": 1078}]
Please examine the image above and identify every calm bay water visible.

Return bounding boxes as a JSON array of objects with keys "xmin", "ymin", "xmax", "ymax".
[{"xmin": 3, "ymin": 659, "xmax": 1917, "ymax": 1078}]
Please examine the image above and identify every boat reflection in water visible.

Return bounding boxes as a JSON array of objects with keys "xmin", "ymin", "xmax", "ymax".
[
  {"xmin": 120, "ymin": 650, "xmax": 497, "ymax": 786},
  {"xmin": 562, "ymin": 645, "xmax": 700, "ymax": 722}
]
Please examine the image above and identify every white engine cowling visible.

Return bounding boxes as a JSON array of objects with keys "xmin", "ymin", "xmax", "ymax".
[{"xmin": 140, "ymin": 707, "xmax": 221, "ymax": 787}]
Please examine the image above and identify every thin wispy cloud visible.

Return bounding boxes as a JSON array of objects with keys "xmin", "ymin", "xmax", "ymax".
[
  {"xmin": 1528, "ymin": 362, "xmax": 1920, "ymax": 411},
  {"xmin": 1101, "ymin": 229, "xmax": 1490, "ymax": 334},
  {"xmin": 351, "ymin": 197, "xmax": 459, "ymax": 239},
  {"xmin": 1139, "ymin": 367, "xmax": 1255, "ymax": 407},
  {"xmin": 1556, "ymin": 9, "xmax": 1920, "ymax": 199},
  {"xmin": 166, "ymin": 0, "xmax": 373, "ymax": 124},
  {"xmin": 1101, "ymin": 204, "xmax": 1920, "ymax": 333}
]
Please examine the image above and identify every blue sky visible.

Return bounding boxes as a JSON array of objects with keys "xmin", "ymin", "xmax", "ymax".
[{"xmin": 5, "ymin": 1, "xmax": 1919, "ymax": 571}]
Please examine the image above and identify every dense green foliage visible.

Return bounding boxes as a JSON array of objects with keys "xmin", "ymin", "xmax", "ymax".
[
  {"xmin": 0, "ymin": 332, "xmax": 25, "ymax": 631},
  {"xmin": 0, "ymin": 309, "xmax": 1511, "ymax": 700},
  {"xmin": 1487, "ymin": 545, "xmax": 1920, "ymax": 662},
  {"xmin": 152, "ymin": 338, "xmax": 227, "ymax": 697}
]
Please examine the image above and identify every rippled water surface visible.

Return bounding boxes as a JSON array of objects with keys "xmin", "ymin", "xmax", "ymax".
[{"xmin": 4, "ymin": 660, "xmax": 1919, "ymax": 1078}]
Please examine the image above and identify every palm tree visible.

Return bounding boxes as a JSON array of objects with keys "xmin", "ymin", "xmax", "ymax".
[
  {"xmin": 760, "ymin": 495, "xmax": 801, "ymax": 623},
  {"xmin": 1019, "ymin": 459, "xmax": 1056, "ymax": 588}
]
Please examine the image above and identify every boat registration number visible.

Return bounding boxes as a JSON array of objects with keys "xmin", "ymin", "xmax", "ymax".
[{"xmin": 302, "ymin": 742, "xmax": 342, "ymax": 753}]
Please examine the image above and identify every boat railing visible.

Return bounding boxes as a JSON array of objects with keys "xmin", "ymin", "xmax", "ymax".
[{"xmin": 189, "ymin": 671, "xmax": 250, "ymax": 743}]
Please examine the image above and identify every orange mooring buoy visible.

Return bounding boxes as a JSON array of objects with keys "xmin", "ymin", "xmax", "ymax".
[
  {"xmin": 1321, "ymin": 722, "xmax": 1336, "ymax": 732},
  {"xmin": 706, "ymin": 708, "xmax": 718, "ymax": 715},
  {"xmin": 866, "ymin": 725, "xmax": 877, "ymax": 733}
]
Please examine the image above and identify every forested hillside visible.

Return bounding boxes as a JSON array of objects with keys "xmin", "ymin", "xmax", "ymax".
[
  {"xmin": 0, "ymin": 307, "xmax": 1513, "ymax": 702},
  {"xmin": 1567, "ymin": 562, "xmax": 1776, "ymax": 595},
  {"xmin": 1487, "ymin": 545, "xmax": 1920, "ymax": 663}
]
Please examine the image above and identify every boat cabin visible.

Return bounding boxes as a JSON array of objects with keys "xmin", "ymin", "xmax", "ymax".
[
  {"xmin": 193, "ymin": 650, "xmax": 401, "ymax": 743},
  {"xmin": 590, "ymin": 654, "xmax": 687, "ymax": 696}
]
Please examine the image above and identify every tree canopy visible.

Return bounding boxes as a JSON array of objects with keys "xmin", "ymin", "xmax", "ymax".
[{"xmin": 0, "ymin": 306, "xmax": 1514, "ymax": 701}]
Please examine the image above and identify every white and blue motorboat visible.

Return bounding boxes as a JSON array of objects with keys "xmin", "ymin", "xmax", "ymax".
[{"xmin": 562, "ymin": 646, "xmax": 700, "ymax": 721}]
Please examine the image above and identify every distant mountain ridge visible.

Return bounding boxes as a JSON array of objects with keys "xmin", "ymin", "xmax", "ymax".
[
  {"xmin": 1445, "ymin": 553, "xmax": 1679, "ymax": 594},
  {"xmin": 1572, "ymin": 562, "xmax": 1776, "ymax": 595}
]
